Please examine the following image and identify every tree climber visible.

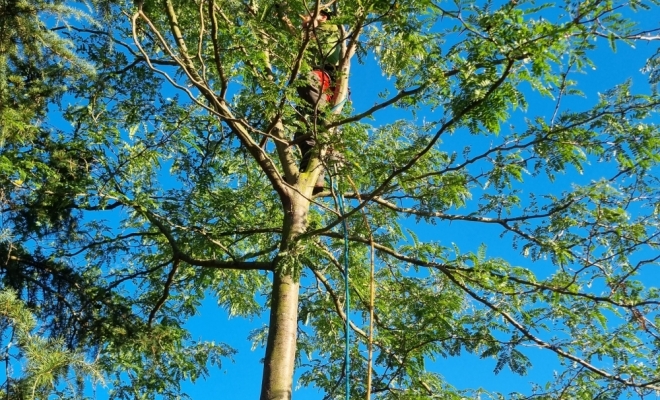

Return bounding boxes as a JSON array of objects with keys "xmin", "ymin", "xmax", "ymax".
[
  {"xmin": 296, "ymin": 9, "xmax": 342, "ymax": 194},
  {"xmin": 280, "ymin": 7, "xmax": 343, "ymax": 194},
  {"xmin": 296, "ymin": 9, "xmax": 341, "ymax": 107}
]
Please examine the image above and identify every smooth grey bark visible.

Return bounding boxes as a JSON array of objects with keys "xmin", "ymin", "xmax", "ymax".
[
  {"xmin": 260, "ymin": 177, "xmax": 315, "ymax": 400},
  {"xmin": 260, "ymin": 272, "xmax": 300, "ymax": 400}
]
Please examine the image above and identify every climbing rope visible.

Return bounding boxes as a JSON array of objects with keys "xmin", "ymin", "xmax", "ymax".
[
  {"xmin": 346, "ymin": 176, "xmax": 376, "ymax": 400},
  {"xmin": 330, "ymin": 171, "xmax": 350, "ymax": 400},
  {"xmin": 327, "ymin": 80, "xmax": 352, "ymax": 399},
  {"xmin": 330, "ymin": 95, "xmax": 348, "ymax": 114}
]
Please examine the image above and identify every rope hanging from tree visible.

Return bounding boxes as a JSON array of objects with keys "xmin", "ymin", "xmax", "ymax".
[{"xmin": 330, "ymin": 172, "xmax": 351, "ymax": 399}]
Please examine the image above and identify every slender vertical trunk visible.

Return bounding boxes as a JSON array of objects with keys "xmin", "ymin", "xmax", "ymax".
[
  {"xmin": 260, "ymin": 272, "xmax": 300, "ymax": 400},
  {"xmin": 260, "ymin": 190, "xmax": 311, "ymax": 400}
]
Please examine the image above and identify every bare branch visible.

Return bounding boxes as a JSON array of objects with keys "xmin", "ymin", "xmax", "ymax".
[
  {"xmin": 209, "ymin": 0, "xmax": 229, "ymax": 97},
  {"xmin": 148, "ymin": 258, "xmax": 179, "ymax": 326}
]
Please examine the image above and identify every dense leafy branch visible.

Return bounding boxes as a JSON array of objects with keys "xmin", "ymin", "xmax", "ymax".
[
  {"xmin": 135, "ymin": 203, "xmax": 273, "ymax": 271},
  {"xmin": 441, "ymin": 269, "xmax": 660, "ymax": 390},
  {"xmin": 306, "ymin": 59, "xmax": 516, "ymax": 237}
]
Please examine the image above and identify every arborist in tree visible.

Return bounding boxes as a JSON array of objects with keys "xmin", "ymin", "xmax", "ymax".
[
  {"xmin": 297, "ymin": 9, "xmax": 342, "ymax": 194},
  {"xmin": 279, "ymin": 7, "xmax": 343, "ymax": 194},
  {"xmin": 296, "ymin": 9, "xmax": 341, "ymax": 108}
]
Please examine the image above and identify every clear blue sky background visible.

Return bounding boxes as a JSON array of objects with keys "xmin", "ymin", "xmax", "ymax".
[{"xmin": 168, "ymin": 10, "xmax": 660, "ymax": 399}]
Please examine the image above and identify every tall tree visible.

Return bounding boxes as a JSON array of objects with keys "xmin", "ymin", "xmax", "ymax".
[
  {"xmin": 0, "ymin": 1, "xmax": 233, "ymax": 398},
  {"xmin": 3, "ymin": 0, "xmax": 660, "ymax": 399}
]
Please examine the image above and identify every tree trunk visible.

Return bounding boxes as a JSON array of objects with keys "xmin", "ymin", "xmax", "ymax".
[
  {"xmin": 260, "ymin": 189, "xmax": 312, "ymax": 400},
  {"xmin": 260, "ymin": 272, "xmax": 300, "ymax": 400}
]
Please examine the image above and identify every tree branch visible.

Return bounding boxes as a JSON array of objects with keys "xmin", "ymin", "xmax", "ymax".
[
  {"xmin": 134, "ymin": 204, "xmax": 273, "ymax": 271},
  {"xmin": 304, "ymin": 59, "xmax": 517, "ymax": 238},
  {"xmin": 148, "ymin": 258, "xmax": 179, "ymax": 326},
  {"xmin": 439, "ymin": 267, "xmax": 660, "ymax": 390}
]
